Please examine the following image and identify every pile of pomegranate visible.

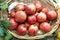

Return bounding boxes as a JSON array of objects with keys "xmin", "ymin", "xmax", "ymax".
[{"xmin": 8, "ymin": 1, "xmax": 57, "ymax": 36}]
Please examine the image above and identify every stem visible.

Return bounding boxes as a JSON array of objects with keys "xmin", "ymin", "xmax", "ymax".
[
  {"xmin": 6, "ymin": 0, "xmax": 11, "ymax": 4},
  {"xmin": 1, "ymin": 9, "xmax": 3, "ymax": 20}
]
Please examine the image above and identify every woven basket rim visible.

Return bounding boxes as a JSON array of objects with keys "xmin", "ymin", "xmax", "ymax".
[{"xmin": 6, "ymin": 0, "xmax": 60, "ymax": 39}]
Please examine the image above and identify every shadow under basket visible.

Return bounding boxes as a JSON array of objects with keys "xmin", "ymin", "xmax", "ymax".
[{"xmin": 1, "ymin": 0, "xmax": 60, "ymax": 39}]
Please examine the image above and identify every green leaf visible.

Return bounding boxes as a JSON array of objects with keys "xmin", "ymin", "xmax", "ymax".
[
  {"xmin": 1, "ymin": 3, "xmax": 8, "ymax": 10},
  {"xmin": 5, "ymin": 33, "xmax": 13, "ymax": 40},
  {"xmin": 0, "ymin": 25, "xmax": 5, "ymax": 37},
  {"xmin": 0, "ymin": 1, "xmax": 8, "ymax": 10},
  {"xmin": 1, "ymin": 19, "xmax": 12, "ymax": 29}
]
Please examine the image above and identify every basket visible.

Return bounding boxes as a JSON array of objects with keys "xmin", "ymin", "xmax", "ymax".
[{"xmin": 0, "ymin": 0, "xmax": 60, "ymax": 39}]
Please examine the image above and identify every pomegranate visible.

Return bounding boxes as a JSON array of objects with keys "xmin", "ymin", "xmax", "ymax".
[
  {"xmin": 40, "ymin": 22, "xmax": 51, "ymax": 32},
  {"xmin": 42, "ymin": 7, "xmax": 49, "ymax": 13},
  {"xmin": 17, "ymin": 24, "xmax": 27, "ymax": 35},
  {"xmin": 9, "ymin": 11, "xmax": 15, "ymax": 17},
  {"xmin": 25, "ymin": 4, "xmax": 36, "ymax": 15},
  {"xmin": 28, "ymin": 15, "xmax": 36, "ymax": 24},
  {"xmin": 34, "ymin": 1, "xmax": 43, "ymax": 11},
  {"xmin": 37, "ymin": 12, "xmax": 47, "ymax": 22},
  {"xmin": 46, "ymin": 10, "xmax": 57, "ymax": 20},
  {"xmin": 15, "ymin": 11, "xmax": 27, "ymax": 23},
  {"xmin": 28, "ymin": 25, "xmax": 38, "ymax": 35},
  {"xmin": 15, "ymin": 4, "xmax": 24, "ymax": 11},
  {"xmin": 9, "ymin": 18, "xmax": 18, "ymax": 30}
]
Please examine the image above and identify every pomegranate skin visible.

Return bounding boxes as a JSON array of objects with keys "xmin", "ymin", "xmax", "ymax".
[
  {"xmin": 9, "ymin": 11, "xmax": 16, "ymax": 18},
  {"xmin": 15, "ymin": 11, "xmax": 27, "ymax": 23},
  {"xmin": 15, "ymin": 4, "xmax": 24, "ymax": 11},
  {"xmin": 34, "ymin": 1, "xmax": 43, "ymax": 11},
  {"xmin": 46, "ymin": 10, "xmax": 57, "ymax": 20},
  {"xmin": 28, "ymin": 15, "xmax": 36, "ymax": 24},
  {"xmin": 42, "ymin": 7, "xmax": 49, "ymax": 13},
  {"xmin": 9, "ymin": 18, "xmax": 18, "ymax": 30},
  {"xmin": 28, "ymin": 25, "xmax": 38, "ymax": 35},
  {"xmin": 17, "ymin": 24, "xmax": 27, "ymax": 35},
  {"xmin": 37, "ymin": 12, "xmax": 47, "ymax": 22},
  {"xmin": 25, "ymin": 4, "xmax": 36, "ymax": 15},
  {"xmin": 40, "ymin": 22, "xmax": 51, "ymax": 32}
]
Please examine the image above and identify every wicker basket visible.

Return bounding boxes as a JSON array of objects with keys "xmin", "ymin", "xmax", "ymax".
[{"xmin": 1, "ymin": 0, "xmax": 60, "ymax": 39}]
